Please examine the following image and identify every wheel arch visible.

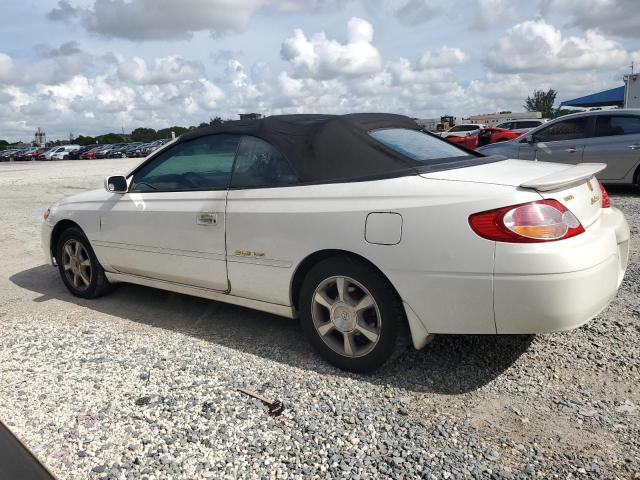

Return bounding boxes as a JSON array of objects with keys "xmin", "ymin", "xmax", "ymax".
[
  {"xmin": 50, "ymin": 219, "xmax": 84, "ymax": 260},
  {"xmin": 290, "ymin": 249, "xmax": 404, "ymax": 311}
]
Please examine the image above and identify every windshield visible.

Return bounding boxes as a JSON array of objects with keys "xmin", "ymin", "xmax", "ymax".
[{"xmin": 369, "ymin": 128, "xmax": 473, "ymax": 164}]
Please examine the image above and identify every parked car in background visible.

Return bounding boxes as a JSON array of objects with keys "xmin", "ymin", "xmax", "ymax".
[
  {"xmin": 141, "ymin": 139, "xmax": 168, "ymax": 156},
  {"xmin": 106, "ymin": 144, "xmax": 130, "ymax": 158},
  {"xmin": 495, "ymin": 119, "xmax": 548, "ymax": 133},
  {"xmin": 49, "ymin": 145, "xmax": 81, "ymax": 160},
  {"xmin": 12, "ymin": 148, "xmax": 33, "ymax": 161},
  {"xmin": 446, "ymin": 127, "xmax": 522, "ymax": 150},
  {"xmin": 80, "ymin": 146, "xmax": 103, "ymax": 160},
  {"xmin": 95, "ymin": 145, "xmax": 118, "ymax": 159},
  {"xmin": 478, "ymin": 109, "xmax": 640, "ymax": 185},
  {"xmin": 68, "ymin": 145, "xmax": 99, "ymax": 160},
  {"xmin": 34, "ymin": 147, "xmax": 56, "ymax": 160},
  {"xmin": 43, "ymin": 146, "xmax": 66, "ymax": 160},
  {"xmin": 439, "ymin": 124, "xmax": 484, "ymax": 139},
  {"xmin": 20, "ymin": 147, "xmax": 47, "ymax": 160},
  {"xmin": 41, "ymin": 113, "xmax": 629, "ymax": 372},
  {"xmin": 0, "ymin": 149, "xmax": 21, "ymax": 161}
]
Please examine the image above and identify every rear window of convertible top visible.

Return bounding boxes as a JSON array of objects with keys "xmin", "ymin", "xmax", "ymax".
[{"xmin": 369, "ymin": 128, "xmax": 477, "ymax": 166}]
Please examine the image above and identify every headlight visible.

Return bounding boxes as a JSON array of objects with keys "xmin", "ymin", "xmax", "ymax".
[{"xmin": 43, "ymin": 208, "xmax": 51, "ymax": 221}]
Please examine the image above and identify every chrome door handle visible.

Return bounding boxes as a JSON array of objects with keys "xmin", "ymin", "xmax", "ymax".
[
  {"xmin": 197, "ymin": 212, "xmax": 218, "ymax": 226},
  {"xmin": 628, "ymin": 144, "xmax": 640, "ymax": 150},
  {"xmin": 564, "ymin": 147, "xmax": 577, "ymax": 153}
]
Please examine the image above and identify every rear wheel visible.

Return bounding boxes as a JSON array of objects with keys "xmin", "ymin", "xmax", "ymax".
[
  {"xmin": 299, "ymin": 256, "xmax": 408, "ymax": 372},
  {"xmin": 56, "ymin": 227, "xmax": 112, "ymax": 299}
]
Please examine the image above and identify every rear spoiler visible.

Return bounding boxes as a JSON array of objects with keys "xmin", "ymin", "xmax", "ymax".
[{"xmin": 520, "ymin": 163, "xmax": 607, "ymax": 192}]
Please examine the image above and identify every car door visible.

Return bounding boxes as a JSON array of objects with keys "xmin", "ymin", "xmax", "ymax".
[
  {"xmin": 518, "ymin": 116, "xmax": 590, "ymax": 164},
  {"xmin": 95, "ymin": 133, "xmax": 241, "ymax": 291},
  {"xmin": 581, "ymin": 114, "xmax": 640, "ymax": 181},
  {"xmin": 225, "ymin": 136, "xmax": 300, "ymax": 305}
]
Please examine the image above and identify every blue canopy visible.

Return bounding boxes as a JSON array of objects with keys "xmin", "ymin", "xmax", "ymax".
[{"xmin": 560, "ymin": 86, "xmax": 624, "ymax": 108}]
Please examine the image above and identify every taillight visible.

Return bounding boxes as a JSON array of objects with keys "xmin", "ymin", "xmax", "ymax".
[
  {"xmin": 598, "ymin": 180, "xmax": 611, "ymax": 208},
  {"xmin": 469, "ymin": 199, "xmax": 584, "ymax": 243}
]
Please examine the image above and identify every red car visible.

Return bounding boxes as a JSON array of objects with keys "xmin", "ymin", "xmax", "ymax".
[
  {"xmin": 446, "ymin": 127, "xmax": 522, "ymax": 150},
  {"xmin": 80, "ymin": 147, "xmax": 100, "ymax": 160},
  {"xmin": 21, "ymin": 147, "xmax": 47, "ymax": 160}
]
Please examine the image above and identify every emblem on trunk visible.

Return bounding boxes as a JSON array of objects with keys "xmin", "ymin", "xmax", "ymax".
[
  {"xmin": 590, "ymin": 195, "xmax": 600, "ymax": 205},
  {"xmin": 564, "ymin": 194, "xmax": 574, "ymax": 201}
]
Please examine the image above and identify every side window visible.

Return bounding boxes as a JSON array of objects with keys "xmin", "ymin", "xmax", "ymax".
[
  {"xmin": 594, "ymin": 115, "xmax": 640, "ymax": 137},
  {"xmin": 534, "ymin": 118, "xmax": 589, "ymax": 142},
  {"xmin": 520, "ymin": 121, "xmax": 541, "ymax": 129},
  {"xmin": 131, "ymin": 134, "xmax": 240, "ymax": 192},
  {"xmin": 496, "ymin": 122, "xmax": 512, "ymax": 129},
  {"xmin": 230, "ymin": 136, "xmax": 298, "ymax": 188}
]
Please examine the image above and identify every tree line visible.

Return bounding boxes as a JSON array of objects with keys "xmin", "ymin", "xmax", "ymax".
[
  {"xmin": 71, "ymin": 116, "xmax": 228, "ymax": 145},
  {"xmin": 0, "ymin": 116, "xmax": 229, "ymax": 147}
]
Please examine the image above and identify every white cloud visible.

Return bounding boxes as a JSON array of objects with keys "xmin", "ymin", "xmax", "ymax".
[
  {"xmin": 46, "ymin": 0, "xmax": 345, "ymax": 41},
  {"xmin": 388, "ymin": 0, "xmax": 441, "ymax": 26},
  {"xmin": 117, "ymin": 56, "xmax": 204, "ymax": 85},
  {"xmin": 541, "ymin": 0, "xmax": 640, "ymax": 39},
  {"xmin": 470, "ymin": 0, "xmax": 518, "ymax": 30},
  {"xmin": 280, "ymin": 17, "xmax": 382, "ymax": 79},
  {"xmin": 0, "ymin": 47, "xmax": 91, "ymax": 87},
  {"xmin": 486, "ymin": 19, "xmax": 630, "ymax": 73},
  {"xmin": 47, "ymin": 0, "xmax": 265, "ymax": 40},
  {"xmin": 419, "ymin": 46, "xmax": 467, "ymax": 68}
]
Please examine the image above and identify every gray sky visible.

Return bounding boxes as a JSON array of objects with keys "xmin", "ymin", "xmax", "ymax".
[{"xmin": 1, "ymin": 0, "xmax": 639, "ymax": 141}]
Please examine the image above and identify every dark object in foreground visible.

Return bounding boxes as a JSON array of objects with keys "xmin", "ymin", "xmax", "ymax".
[
  {"xmin": 238, "ymin": 388, "xmax": 285, "ymax": 417},
  {"xmin": 0, "ymin": 420, "xmax": 56, "ymax": 480}
]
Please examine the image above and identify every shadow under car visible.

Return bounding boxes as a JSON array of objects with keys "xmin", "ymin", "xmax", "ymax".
[{"xmin": 10, "ymin": 264, "xmax": 533, "ymax": 395}]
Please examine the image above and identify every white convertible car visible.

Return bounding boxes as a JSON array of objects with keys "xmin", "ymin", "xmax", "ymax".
[{"xmin": 42, "ymin": 114, "xmax": 630, "ymax": 372}]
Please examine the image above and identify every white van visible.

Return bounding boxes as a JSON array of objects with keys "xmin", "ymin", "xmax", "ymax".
[{"xmin": 46, "ymin": 145, "xmax": 81, "ymax": 161}]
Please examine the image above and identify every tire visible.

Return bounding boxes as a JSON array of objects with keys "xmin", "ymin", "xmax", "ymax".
[
  {"xmin": 55, "ymin": 227, "xmax": 112, "ymax": 299},
  {"xmin": 299, "ymin": 256, "xmax": 408, "ymax": 373}
]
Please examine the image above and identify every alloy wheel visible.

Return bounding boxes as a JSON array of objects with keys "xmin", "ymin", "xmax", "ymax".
[
  {"xmin": 311, "ymin": 275, "xmax": 382, "ymax": 358},
  {"xmin": 61, "ymin": 239, "xmax": 92, "ymax": 291}
]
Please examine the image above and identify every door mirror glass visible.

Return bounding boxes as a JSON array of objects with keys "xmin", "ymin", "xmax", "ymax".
[
  {"xmin": 105, "ymin": 175, "xmax": 128, "ymax": 193},
  {"xmin": 523, "ymin": 134, "xmax": 535, "ymax": 144}
]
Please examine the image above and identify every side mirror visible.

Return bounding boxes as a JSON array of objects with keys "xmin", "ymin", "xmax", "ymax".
[
  {"xmin": 523, "ymin": 134, "xmax": 535, "ymax": 144},
  {"xmin": 104, "ymin": 175, "xmax": 128, "ymax": 194}
]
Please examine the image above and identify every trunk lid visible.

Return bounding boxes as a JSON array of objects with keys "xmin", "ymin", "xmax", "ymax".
[{"xmin": 421, "ymin": 159, "xmax": 606, "ymax": 227}]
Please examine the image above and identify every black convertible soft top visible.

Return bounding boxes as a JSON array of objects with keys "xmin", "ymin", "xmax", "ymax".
[{"xmin": 178, "ymin": 113, "xmax": 477, "ymax": 183}]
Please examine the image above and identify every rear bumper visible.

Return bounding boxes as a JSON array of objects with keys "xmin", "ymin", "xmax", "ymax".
[{"xmin": 494, "ymin": 207, "xmax": 630, "ymax": 334}]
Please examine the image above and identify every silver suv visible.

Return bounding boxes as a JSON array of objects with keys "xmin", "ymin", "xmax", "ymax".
[{"xmin": 478, "ymin": 109, "xmax": 640, "ymax": 185}]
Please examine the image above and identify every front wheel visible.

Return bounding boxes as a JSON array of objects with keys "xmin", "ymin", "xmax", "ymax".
[
  {"xmin": 299, "ymin": 256, "xmax": 408, "ymax": 373},
  {"xmin": 56, "ymin": 227, "xmax": 112, "ymax": 299}
]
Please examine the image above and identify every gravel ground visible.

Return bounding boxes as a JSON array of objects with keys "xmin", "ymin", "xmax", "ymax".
[{"xmin": 0, "ymin": 159, "xmax": 638, "ymax": 480}]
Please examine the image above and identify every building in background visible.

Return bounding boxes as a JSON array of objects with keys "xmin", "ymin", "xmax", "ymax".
[
  {"xmin": 624, "ymin": 73, "xmax": 639, "ymax": 108},
  {"xmin": 467, "ymin": 111, "xmax": 542, "ymax": 127},
  {"xmin": 560, "ymin": 69, "xmax": 639, "ymax": 109},
  {"xmin": 34, "ymin": 128, "xmax": 46, "ymax": 147}
]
